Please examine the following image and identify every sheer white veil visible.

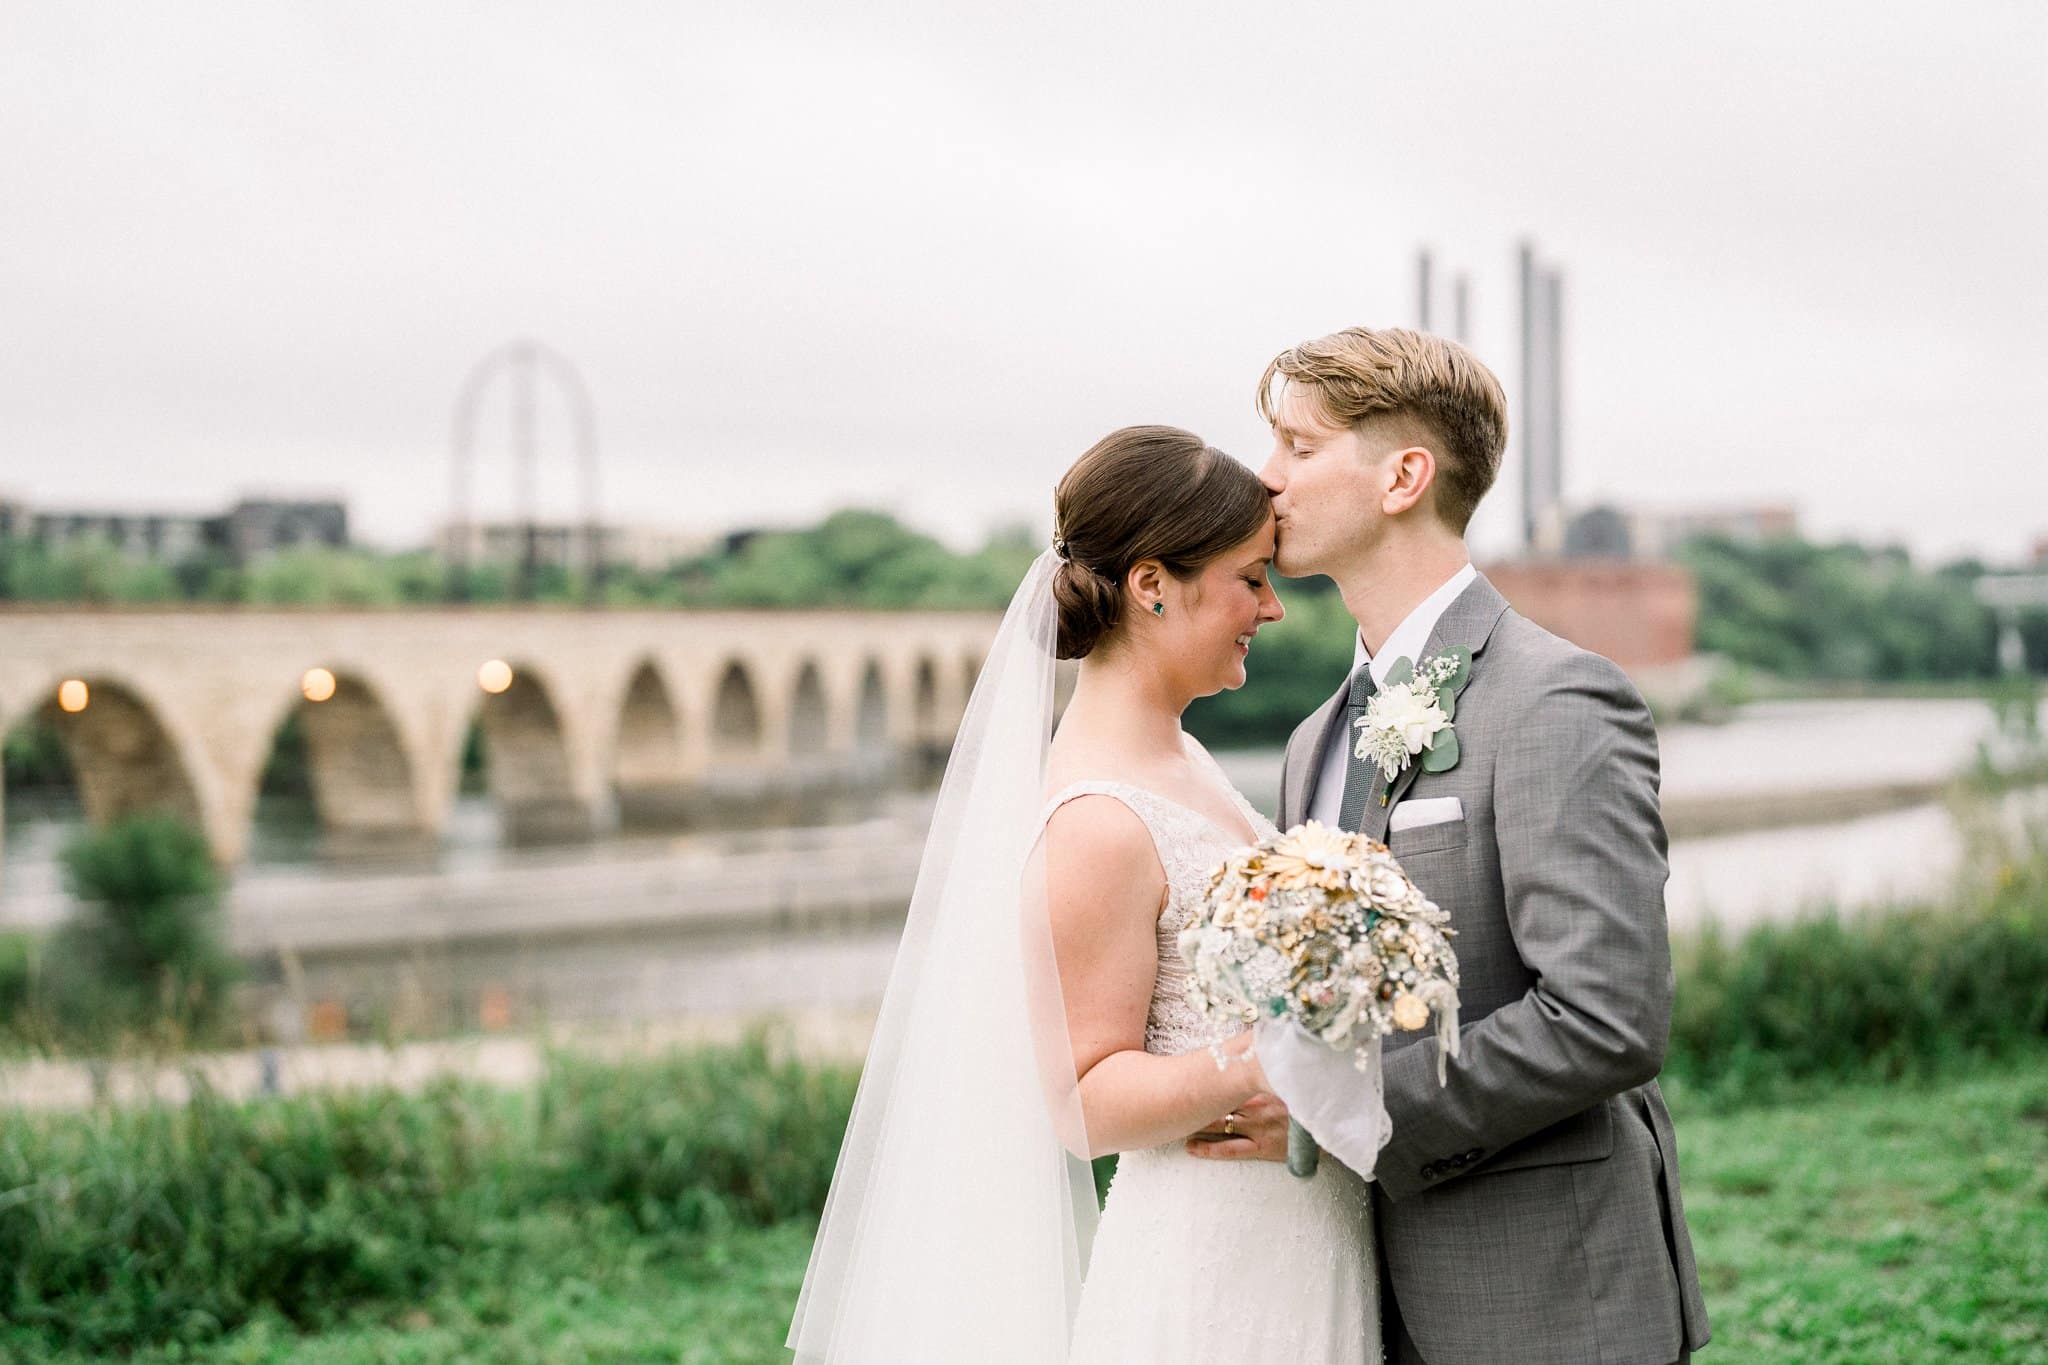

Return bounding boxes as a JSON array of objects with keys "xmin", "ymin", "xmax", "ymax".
[{"xmin": 788, "ymin": 547, "xmax": 1098, "ymax": 1364}]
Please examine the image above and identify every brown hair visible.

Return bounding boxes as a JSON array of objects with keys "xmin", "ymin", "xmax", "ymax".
[
  {"xmin": 1257, "ymin": 327, "xmax": 1508, "ymax": 533},
  {"xmin": 1051, "ymin": 425, "xmax": 1270, "ymax": 660}
]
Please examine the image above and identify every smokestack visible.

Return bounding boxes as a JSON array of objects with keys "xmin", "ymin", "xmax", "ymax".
[
  {"xmin": 1416, "ymin": 249, "xmax": 1433, "ymax": 331},
  {"xmin": 1546, "ymin": 268, "xmax": 1565, "ymax": 518},
  {"xmin": 1518, "ymin": 242, "xmax": 1540, "ymax": 553}
]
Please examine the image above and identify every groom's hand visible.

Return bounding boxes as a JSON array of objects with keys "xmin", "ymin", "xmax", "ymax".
[{"xmin": 1184, "ymin": 1092, "xmax": 1289, "ymax": 1163}]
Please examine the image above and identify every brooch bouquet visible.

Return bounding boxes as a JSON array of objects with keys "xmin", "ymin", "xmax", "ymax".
[{"xmin": 1179, "ymin": 821, "xmax": 1460, "ymax": 1176}]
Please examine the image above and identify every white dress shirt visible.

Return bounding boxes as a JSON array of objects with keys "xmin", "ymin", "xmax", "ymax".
[{"xmin": 1306, "ymin": 562, "xmax": 1478, "ymax": 828}]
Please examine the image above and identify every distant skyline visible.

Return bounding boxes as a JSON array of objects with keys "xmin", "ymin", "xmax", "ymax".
[{"xmin": 3, "ymin": 3, "xmax": 2043, "ymax": 566}]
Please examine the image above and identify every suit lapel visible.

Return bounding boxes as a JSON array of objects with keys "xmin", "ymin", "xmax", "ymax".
[
  {"xmin": 1285, "ymin": 683, "xmax": 1349, "ymax": 827},
  {"xmin": 1359, "ymin": 572, "xmax": 1514, "ymax": 843}
]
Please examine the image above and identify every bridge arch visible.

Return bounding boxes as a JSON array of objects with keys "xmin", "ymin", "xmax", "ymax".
[
  {"xmin": 851, "ymin": 658, "xmax": 890, "ymax": 774},
  {"xmin": 961, "ymin": 652, "xmax": 983, "ymax": 712},
  {"xmin": 788, "ymin": 661, "xmax": 831, "ymax": 758},
  {"xmin": 611, "ymin": 657, "xmax": 688, "ymax": 826},
  {"xmin": 258, "ymin": 669, "xmax": 426, "ymax": 844},
  {"xmin": 471, "ymin": 660, "xmax": 589, "ymax": 841},
  {"xmin": 710, "ymin": 659, "xmax": 764, "ymax": 761},
  {"xmin": 912, "ymin": 656, "xmax": 942, "ymax": 738},
  {"xmin": 33, "ymin": 673, "xmax": 206, "ymax": 837}
]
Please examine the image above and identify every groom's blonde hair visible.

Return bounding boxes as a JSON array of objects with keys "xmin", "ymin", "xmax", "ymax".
[{"xmin": 1258, "ymin": 327, "xmax": 1508, "ymax": 534}]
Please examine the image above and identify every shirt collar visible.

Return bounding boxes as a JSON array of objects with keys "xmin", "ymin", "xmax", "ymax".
[{"xmin": 1352, "ymin": 562, "xmax": 1478, "ymax": 685}]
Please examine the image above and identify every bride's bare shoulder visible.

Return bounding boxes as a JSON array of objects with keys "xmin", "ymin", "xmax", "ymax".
[{"xmin": 1043, "ymin": 789, "xmax": 1161, "ymax": 881}]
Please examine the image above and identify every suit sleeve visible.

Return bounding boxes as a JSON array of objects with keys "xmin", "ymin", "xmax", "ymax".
[{"xmin": 1373, "ymin": 650, "xmax": 1673, "ymax": 1201}]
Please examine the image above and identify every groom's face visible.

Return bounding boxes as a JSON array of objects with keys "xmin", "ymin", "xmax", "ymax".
[{"xmin": 1257, "ymin": 383, "xmax": 1389, "ymax": 578}]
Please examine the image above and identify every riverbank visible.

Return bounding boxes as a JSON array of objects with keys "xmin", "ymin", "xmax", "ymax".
[{"xmin": 4, "ymin": 697, "xmax": 2044, "ymax": 1041}]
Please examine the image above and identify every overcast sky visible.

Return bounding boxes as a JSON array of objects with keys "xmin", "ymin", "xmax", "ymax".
[{"xmin": 3, "ymin": 2, "xmax": 2043, "ymax": 564}]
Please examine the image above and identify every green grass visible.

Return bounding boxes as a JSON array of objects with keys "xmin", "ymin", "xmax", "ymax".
[
  {"xmin": 0, "ymin": 1041, "xmax": 857, "ymax": 1358},
  {"xmin": 5, "ymin": 875, "xmax": 2045, "ymax": 1361},
  {"xmin": 9, "ymin": 1060, "xmax": 2040, "ymax": 1364},
  {"xmin": 2, "ymin": 1215, "xmax": 814, "ymax": 1365},
  {"xmin": 1678, "ymin": 1063, "xmax": 2048, "ymax": 1363}
]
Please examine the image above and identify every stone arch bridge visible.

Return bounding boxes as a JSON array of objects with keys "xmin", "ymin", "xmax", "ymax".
[{"xmin": 0, "ymin": 605, "xmax": 1002, "ymax": 881}]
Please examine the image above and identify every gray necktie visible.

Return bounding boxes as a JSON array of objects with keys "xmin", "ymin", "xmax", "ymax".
[{"xmin": 1336, "ymin": 664, "xmax": 1379, "ymax": 832}]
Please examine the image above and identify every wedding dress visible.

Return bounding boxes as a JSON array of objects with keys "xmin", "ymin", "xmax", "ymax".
[
  {"xmin": 1051, "ymin": 747, "xmax": 1381, "ymax": 1365},
  {"xmin": 788, "ymin": 549, "xmax": 1377, "ymax": 1364}
]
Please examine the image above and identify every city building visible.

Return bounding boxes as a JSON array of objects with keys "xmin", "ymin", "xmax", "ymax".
[
  {"xmin": 434, "ymin": 520, "xmax": 716, "ymax": 575},
  {"xmin": 0, "ymin": 494, "xmax": 349, "ymax": 566},
  {"xmin": 215, "ymin": 497, "xmax": 350, "ymax": 563},
  {"xmin": 1553, "ymin": 502, "xmax": 1800, "ymax": 562},
  {"xmin": 1481, "ymin": 558, "xmax": 1698, "ymax": 674}
]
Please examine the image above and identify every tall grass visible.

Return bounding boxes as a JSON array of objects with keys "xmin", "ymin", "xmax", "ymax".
[
  {"xmin": 539, "ymin": 1044, "xmax": 858, "ymax": 1232},
  {"xmin": 1666, "ymin": 845, "xmax": 2048, "ymax": 1102},
  {"xmin": 0, "ymin": 1038, "xmax": 855, "ymax": 1355},
  {"xmin": 2, "ymin": 860, "xmax": 2043, "ymax": 1354}
]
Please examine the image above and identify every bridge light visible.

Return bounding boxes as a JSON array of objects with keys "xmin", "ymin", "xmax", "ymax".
[
  {"xmin": 57, "ymin": 679, "xmax": 89, "ymax": 713},
  {"xmin": 301, "ymin": 668, "xmax": 338, "ymax": 703},
  {"xmin": 478, "ymin": 659, "xmax": 514, "ymax": 695}
]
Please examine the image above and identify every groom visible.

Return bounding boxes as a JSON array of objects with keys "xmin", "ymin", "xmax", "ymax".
[{"xmin": 1191, "ymin": 327, "xmax": 1711, "ymax": 1364}]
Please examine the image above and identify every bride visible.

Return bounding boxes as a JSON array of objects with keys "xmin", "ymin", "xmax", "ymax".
[{"xmin": 788, "ymin": 426, "xmax": 1379, "ymax": 1364}]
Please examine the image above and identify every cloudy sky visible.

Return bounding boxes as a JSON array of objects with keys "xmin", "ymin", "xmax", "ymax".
[{"xmin": 3, "ymin": 2, "xmax": 2042, "ymax": 563}]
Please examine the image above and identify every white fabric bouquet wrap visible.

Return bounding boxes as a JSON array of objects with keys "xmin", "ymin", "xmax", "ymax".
[{"xmin": 1178, "ymin": 820, "xmax": 1460, "ymax": 1179}]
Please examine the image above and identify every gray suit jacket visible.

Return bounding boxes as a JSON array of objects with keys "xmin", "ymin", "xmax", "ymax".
[{"xmin": 1278, "ymin": 574, "xmax": 1711, "ymax": 1365}]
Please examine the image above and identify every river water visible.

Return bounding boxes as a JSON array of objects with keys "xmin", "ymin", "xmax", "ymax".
[
  {"xmin": 1208, "ymin": 695, "xmax": 2048, "ymax": 930},
  {"xmin": 4, "ymin": 697, "xmax": 2043, "ymax": 1024}
]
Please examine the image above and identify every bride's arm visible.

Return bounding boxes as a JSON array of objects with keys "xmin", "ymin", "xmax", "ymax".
[{"xmin": 1043, "ymin": 795, "xmax": 1267, "ymax": 1159}]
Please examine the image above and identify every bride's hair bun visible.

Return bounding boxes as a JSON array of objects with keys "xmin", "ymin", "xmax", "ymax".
[
  {"xmin": 1050, "ymin": 425, "xmax": 1271, "ymax": 661},
  {"xmin": 1051, "ymin": 558, "xmax": 1122, "ymax": 661}
]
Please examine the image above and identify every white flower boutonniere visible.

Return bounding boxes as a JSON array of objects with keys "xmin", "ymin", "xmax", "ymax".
[{"xmin": 1353, "ymin": 647, "xmax": 1473, "ymax": 802}]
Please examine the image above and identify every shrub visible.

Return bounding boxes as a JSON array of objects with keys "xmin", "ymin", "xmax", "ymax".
[
  {"xmin": 42, "ymin": 814, "xmax": 239, "ymax": 1046},
  {"xmin": 1667, "ymin": 860, "xmax": 2048, "ymax": 1101}
]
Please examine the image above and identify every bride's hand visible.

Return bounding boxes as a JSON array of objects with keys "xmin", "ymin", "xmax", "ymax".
[{"xmin": 1184, "ymin": 1090, "xmax": 1290, "ymax": 1163}]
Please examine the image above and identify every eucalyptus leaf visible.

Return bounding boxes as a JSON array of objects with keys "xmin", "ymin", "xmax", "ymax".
[
  {"xmin": 1436, "ymin": 686, "xmax": 1457, "ymax": 721},
  {"xmin": 1384, "ymin": 656, "xmax": 1416, "ymax": 688},
  {"xmin": 1442, "ymin": 646, "xmax": 1473, "ymax": 694},
  {"xmin": 1421, "ymin": 729, "xmax": 1461, "ymax": 773}
]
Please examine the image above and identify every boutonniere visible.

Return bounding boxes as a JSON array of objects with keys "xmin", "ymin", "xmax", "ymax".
[{"xmin": 1353, "ymin": 647, "xmax": 1473, "ymax": 803}]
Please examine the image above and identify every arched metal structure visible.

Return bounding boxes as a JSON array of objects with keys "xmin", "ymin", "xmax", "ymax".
[{"xmin": 448, "ymin": 340, "xmax": 602, "ymax": 602}]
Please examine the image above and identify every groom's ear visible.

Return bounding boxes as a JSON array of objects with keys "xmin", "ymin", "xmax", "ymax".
[{"xmin": 1380, "ymin": 445, "xmax": 1439, "ymax": 519}]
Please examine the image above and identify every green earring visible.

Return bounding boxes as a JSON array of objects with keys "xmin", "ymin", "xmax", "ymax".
[{"xmin": 1152, "ymin": 602, "xmax": 1165, "ymax": 617}]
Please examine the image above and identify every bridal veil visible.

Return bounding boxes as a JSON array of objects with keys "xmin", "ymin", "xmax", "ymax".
[{"xmin": 787, "ymin": 548, "xmax": 1099, "ymax": 1363}]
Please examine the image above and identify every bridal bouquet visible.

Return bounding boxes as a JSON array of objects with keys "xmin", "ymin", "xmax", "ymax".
[{"xmin": 1179, "ymin": 820, "xmax": 1460, "ymax": 1176}]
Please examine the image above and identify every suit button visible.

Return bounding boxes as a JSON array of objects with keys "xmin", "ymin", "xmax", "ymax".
[
  {"xmin": 1464, "ymin": 1148, "xmax": 1484, "ymax": 1162},
  {"xmin": 1420, "ymin": 1163, "xmax": 1437, "ymax": 1180}
]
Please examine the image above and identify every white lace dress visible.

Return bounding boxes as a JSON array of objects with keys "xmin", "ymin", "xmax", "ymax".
[{"xmin": 1047, "ymin": 762, "xmax": 1381, "ymax": 1365}]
